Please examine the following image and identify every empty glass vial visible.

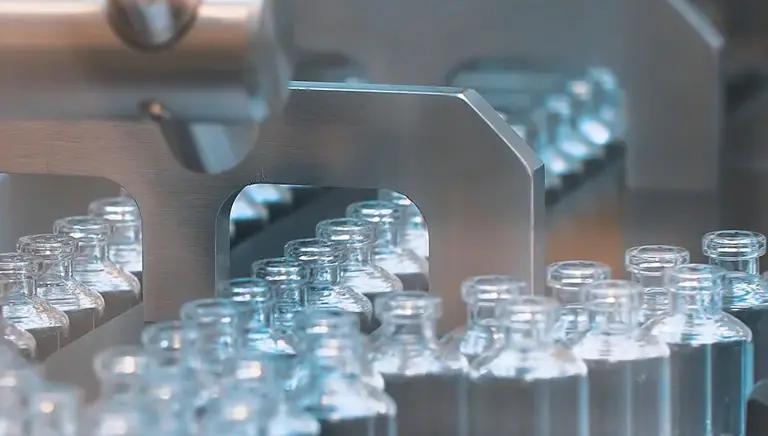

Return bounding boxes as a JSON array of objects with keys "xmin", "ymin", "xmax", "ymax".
[
  {"xmin": 546, "ymin": 260, "xmax": 611, "ymax": 346},
  {"xmin": 567, "ymin": 76, "xmax": 615, "ymax": 148},
  {"xmin": 440, "ymin": 275, "xmax": 526, "ymax": 363},
  {"xmin": 0, "ymin": 277, "xmax": 36, "ymax": 361},
  {"xmin": 291, "ymin": 310, "xmax": 396, "ymax": 436},
  {"xmin": 645, "ymin": 264, "xmax": 753, "ymax": 436},
  {"xmin": 625, "ymin": 245, "xmax": 690, "ymax": 324},
  {"xmin": 572, "ymin": 280, "xmax": 672, "ymax": 436},
  {"xmin": 0, "ymin": 253, "xmax": 69, "ymax": 360},
  {"xmin": 346, "ymin": 200, "xmax": 429, "ymax": 290},
  {"xmin": 316, "ymin": 218, "xmax": 402, "ymax": 311},
  {"xmin": 530, "ymin": 102, "xmax": 585, "ymax": 179},
  {"xmin": 545, "ymin": 94, "xmax": 605, "ymax": 163},
  {"xmin": 369, "ymin": 291, "xmax": 467, "ymax": 436},
  {"xmin": 216, "ymin": 277, "xmax": 295, "ymax": 356},
  {"xmin": 582, "ymin": 67, "xmax": 626, "ymax": 139},
  {"xmin": 703, "ymin": 230, "xmax": 768, "ymax": 382},
  {"xmin": 27, "ymin": 382, "xmax": 81, "ymax": 436},
  {"xmin": 54, "ymin": 216, "xmax": 141, "ymax": 322},
  {"xmin": 377, "ymin": 190, "xmax": 429, "ymax": 259},
  {"xmin": 17, "ymin": 234, "xmax": 105, "ymax": 343},
  {"xmin": 88, "ymin": 196, "xmax": 143, "ymax": 277},
  {"xmin": 251, "ymin": 257, "xmax": 308, "ymax": 336},
  {"xmin": 468, "ymin": 295, "xmax": 589, "ymax": 436},
  {"xmin": 284, "ymin": 238, "xmax": 374, "ymax": 332}
]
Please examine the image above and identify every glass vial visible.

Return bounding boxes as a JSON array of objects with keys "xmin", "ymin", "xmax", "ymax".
[
  {"xmin": 544, "ymin": 94, "xmax": 605, "ymax": 163},
  {"xmin": 0, "ymin": 253, "xmax": 69, "ymax": 360},
  {"xmin": 625, "ymin": 245, "xmax": 690, "ymax": 324},
  {"xmin": 0, "ymin": 277, "xmax": 36, "ymax": 361},
  {"xmin": 369, "ymin": 291, "xmax": 467, "ymax": 436},
  {"xmin": 316, "ymin": 218, "xmax": 403, "ymax": 311},
  {"xmin": 88, "ymin": 196, "xmax": 143, "ymax": 278},
  {"xmin": 291, "ymin": 310, "xmax": 396, "ymax": 436},
  {"xmin": 440, "ymin": 274, "xmax": 526, "ymax": 363},
  {"xmin": 703, "ymin": 230, "xmax": 768, "ymax": 382},
  {"xmin": 216, "ymin": 277, "xmax": 295, "ymax": 356},
  {"xmin": 54, "ymin": 216, "xmax": 141, "ymax": 322},
  {"xmin": 284, "ymin": 238, "xmax": 374, "ymax": 332},
  {"xmin": 251, "ymin": 257, "xmax": 308, "ymax": 336},
  {"xmin": 546, "ymin": 260, "xmax": 611, "ymax": 346},
  {"xmin": 468, "ymin": 295, "xmax": 589, "ymax": 436},
  {"xmin": 377, "ymin": 190, "xmax": 429, "ymax": 259},
  {"xmin": 572, "ymin": 280, "xmax": 672, "ymax": 436},
  {"xmin": 179, "ymin": 299, "xmax": 240, "ymax": 388},
  {"xmin": 645, "ymin": 264, "xmax": 753, "ymax": 436},
  {"xmin": 28, "ymin": 382, "xmax": 81, "ymax": 436},
  {"xmin": 17, "ymin": 234, "xmax": 105, "ymax": 343},
  {"xmin": 346, "ymin": 200, "xmax": 429, "ymax": 290}
]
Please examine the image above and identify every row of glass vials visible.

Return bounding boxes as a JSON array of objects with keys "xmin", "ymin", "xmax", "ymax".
[{"xmin": 0, "ymin": 194, "xmax": 144, "ymax": 360}]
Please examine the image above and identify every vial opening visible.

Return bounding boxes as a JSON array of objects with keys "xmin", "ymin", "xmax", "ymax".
[
  {"xmin": 53, "ymin": 216, "xmax": 111, "ymax": 242},
  {"xmin": 625, "ymin": 245, "xmax": 690, "ymax": 275},
  {"xmin": 251, "ymin": 257, "xmax": 307, "ymax": 282},
  {"xmin": 316, "ymin": 218, "xmax": 377, "ymax": 246},
  {"xmin": 93, "ymin": 346, "xmax": 150, "ymax": 379},
  {"xmin": 582, "ymin": 279, "xmax": 642, "ymax": 311},
  {"xmin": 460, "ymin": 274, "xmax": 526, "ymax": 304},
  {"xmin": 665, "ymin": 263, "xmax": 725, "ymax": 294},
  {"xmin": 216, "ymin": 277, "xmax": 272, "ymax": 303},
  {"xmin": 180, "ymin": 298, "xmax": 239, "ymax": 325},
  {"xmin": 88, "ymin": 196, "xmax": 141, "ymax": 224},
  {"xmin": 376, "ymin": 291, "xmax": 441, "ymax": 321},
  {"xmin": 702, "ymin": 230, "xmax": 767, "ymax": 260},
  {"xmin": 16, "ymin": 234, "xmax": 77, "ymax": 260},
  {"xmin": 497, "ymin": 295, "xmax": 559, "ymax": 323},
  {"xmin": 346, "ymin": 200, "xmax": 401, "ymax": 225},
  {"xmin": 546, "ymin": 260, "xmax": 612, "ymax": 291},
  {"xmin": 293, "ymin": 309, "xmax": 360, "ymax": 336},
  {"xmin": 0, "ymin": 253, "xmax": 38, "ymax": 276},
  {"xmin": 140, "ymin": 320, "xmax": 195, "ymax": 355},
  {"xmin": 284, "ymin": 238, "xmax": 345, "ymax": 266}
]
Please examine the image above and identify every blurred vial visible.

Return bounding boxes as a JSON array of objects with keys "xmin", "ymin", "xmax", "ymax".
[
  {"xmin": 346, "ymin": 200, "xmax": 429, "ymax": 290},
  {"xmin": 572, "ymin": 280, "xmax": 672, "ymax": 436},
  {"xmin": 0, "ymin": 253, "xmax": 69, "ymax": 360},
  {"xmin": 546, "ymin": 260, "xmax": 611, "ymax": 346},
  {"xmin": 216, "ymin": 277, "xmax": 295, "ymax": 356},
  {"xmin": 544, "ymin": 94, "xmax": 605, "ymax": 163},
  {"xmin": 376, "ymin": 190, "xmax": 429, "ymax": 259},
  {"xmin": 440, "ymin": 275, "xmax": 525, "ymax": 363},
  {"xmin": 284, "ymin": 238, "xmax": 374, "ymax": 332},
  {"xmin": 369, "ymin": 291, "xmax": 467, "ymax": 436},
  {"xmin": 82, "ymin": 346, "xmax": 160, "ymax": 436},
  {"xmin": 530, "ymin": 104, "xmax": 584, "ymax": 179},
  {"xmin": 17, "ymin": 234, "xmax": 105, "ymax": 343},
  {"xmin": 703, "ymin": 230, "xmax": 768, "ymax": 381},
  {"xmin": 583, "ymin": 67, "xmax": 626, "ymax": 140},
  {"xmin": 468, "ymin": 296, "xmax": 589, "ymax": 436},
  {"xmin": 567, "ymin": 77, "xmax": 616, "ymax": 148},
  {"xmin": 645, "ymin": 264, "xmax": 753, "ymax": 436},
  {"xmin": 199, "ymin": 389, "xmax": 263, "ymax": 436},
  {"xmin": 54, "ymin": 216, "xmax": 141, "ymax": 322},
  {"xmin": 251, "ymin": 258, "xmax": 308, "ymax": 336},
  {"xmin": 625, "ymin": 245, "xmax": 690, "ymax": 324},
  {"xmin": 316, "ymin": 218, "xmax": 402, "ymax": 313},
  {"xmin": 88, "ymin": 197, "xmax": 143, "ymax": 277},
  {"xmin": 27, "ymin": 382, "xmax": 81, "ymax": 436},
  {"xmin": 291, "ymin": 310, "xmax": 396, "ymax": 435},
  {"xmin": 0, "ymin": 277, "xmax": 36, "ymax": 361}
]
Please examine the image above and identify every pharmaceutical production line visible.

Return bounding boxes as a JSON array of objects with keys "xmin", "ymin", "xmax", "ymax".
[{"xmin": 0, "ymin": 0, "xmax": 768, "ymax": 434}]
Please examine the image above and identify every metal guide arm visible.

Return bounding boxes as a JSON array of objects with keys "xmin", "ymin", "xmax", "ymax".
[{"xmin": 0, "ymin": 83, "xmax": 545, "ymax": 331}]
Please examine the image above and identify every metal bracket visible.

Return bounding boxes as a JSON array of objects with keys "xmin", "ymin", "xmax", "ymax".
[{"xmin": 0, "ymin": 83, "xmax": 545, "ymax": 331}]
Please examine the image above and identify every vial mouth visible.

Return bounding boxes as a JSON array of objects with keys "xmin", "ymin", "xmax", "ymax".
[
  {"xmin": 582, "ymin": 279, "xmax": 642, "ymax": 311},
  {"xmin": 346, "ymin": 200, "xmax": 401, "ymax": 225},
  {"xmin": 94, "ymin": 346, "xmax": 151, "ymax": 378},
  {"xmin": 461, "ymin": 274, "xmax": 527, "ymax": 304},
  {"xmin": 284, "ymin": 238, "xmax": 345, "ymax": 266},
  {"xmin": 88, "ymin": 197, "xmax": 141, "ymax": 223},
  {"xmin": 546, "ymin": 260, "xmax": 612, "ymax": 291},
  {"xmin": 216, "ymin": 277, "xmax": 272, "ymax": 303},
  {"xmin": 140, "ymin": 320, "xmax": 196, "ymax": 354},
  {"xmin": 293, "ymin": 309, "xmax": 360, "ymax": 336},
  {"xmin": 17, "ymin": 234, "xmax": 76, "ymax": 260},
  {"xmin": 665, "ymin": 264, "xmax": 725, "ymax": 294},
  {"xmin": 54, "ymin": 216, "xmax": 111, "ymax": 242},
  {"xmin": 180, "ymin": 298, "xmax": 240, "ymax": 325},
  {"xmin": 316, "ymin": 218, "xmax": 376, "ymax": 246},
  {"xmin": 496, "ymin": 295, "xmax": 558, "ymax": 326},
  {"xmin": 0, "ymin": 253, "xmax": 38, "ymax": 276},
  {"xmin": 376, "ymin": 290, "xmax": 441, "ymax": 319},
  {"xmin": 702, "ymin": 230, "xmax": 767, "ymax": 260},
  {"xmin": 251, "ymin": 258, "xmax": 307, "ymax": 282},
  {"xmin": 377, "ymin": 190, "xmax": 414, "ymax": 207},
  {"xmin": 625, "ymin": 245, "xmax": 690, "ymax": 275}
]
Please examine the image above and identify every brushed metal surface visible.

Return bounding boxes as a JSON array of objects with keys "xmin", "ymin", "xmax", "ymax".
[{"xmin": 0, "ymin": 83, "xmax": 545, "ymax": 332}]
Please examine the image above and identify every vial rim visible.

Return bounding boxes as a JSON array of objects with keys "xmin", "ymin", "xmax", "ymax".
[
  {"xmin": 624, "ymin": 245, "xmax": 690, "ymax": 275},
  {"xmin": 702, "ymin": 230, "xmax": 767, "ymax": 260}
]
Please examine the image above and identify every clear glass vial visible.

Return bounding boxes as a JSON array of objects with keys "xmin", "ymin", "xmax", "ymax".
[
  {"xmin": 625, "ymin": 245, "xmax": 690, "ymax": 324},
  {"xmin": 88, "ymin": 196, "xmax": 143, "ymax": 276},
  {"xmin": 369, "ymin": 291, "xmax": 467, "ymax": 436},
  {"xmin": 0, "ymin": 277, "xmax": 36, "ymax": 361},
  {"xmin": 27, "ymin": 382, "xmax": 81, "ymax": 436},
  {"xmin": 566, "ymin": 77, "xmax": 615, "ymax": 147},
  {"xmin": 468, "ymin": 296, "xmax": 589, "ymax": 436},
  {"xmin": 377, "ymin": 190, "xmax": 429, "ymax": 259},
  {"xmin": 291, "ymin": 310, "xmax": 396, "ymax": 436},
  {"xmin": 346, "ymin": 200, "xmax": 429, "ymax": 290},
  {"xmin": 440, "ymin": 274, "xmax": 526, "ymax": 363},
  {"xmin": 645, "ymin": 264, "xmax": 753, "ymax": 436},
  {"xmin": 572, "ymin": 280, "xmax": 672, "ymax": 436},
  {"xmin": 17, "ymin": 234, "xmax": 105, "ymax": 343},
  {"xmin": 284, "ymin": 238, "xmax": 374, "ymax": 332},
  {"xmin": 703, "ymin": 230, "xmax": 768, "ymax": 382},
  {"xmin": 582, "ymin": 67, "xmax": 626, "ymax": 139},
  {"xmin": 316, "ymin": 218, "xmax": 402, "ymax": 308},
  {"xmin": 0, "ymin": 253, "xmax": 69, "ymax": 360},
  {"xmin": 251, "ymin": 257, "xmax": 308, "ymax": 335},
  {"xmin": 530, "ymin": 103, "xmax": 585, "ymax": 178},
  {"xmin": 546, "ymin": 260, "xmax": 611, "ymax": 346},
  {"xmin": 216, "ymin": 277, "xmax": 295, "ymax": 356},
  {"xmin": 54, "ymin": 216, "xmax": 141, "ymax": 322},
  {"xmin": 544, "ymin": 93, "xmax": 605, "ymax": 162}
]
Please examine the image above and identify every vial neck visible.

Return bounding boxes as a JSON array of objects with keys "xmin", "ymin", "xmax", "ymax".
[
  {"xmin": 111, "ymin": 223, "xmax": 141, "ymax": 248},
  {"xmin": 502, "ymin": 322, "xmax": 552, "ymax": 351},
  {"xmin": 0, "ymin": 276, "xmax": 35, "ymax": 298},
  {"xmin": 382, "ymin": 316, "xmax": 439, "ymax": 346},
  {"xmin": 588, "ymin": 309, "xmax": 638, "ymax": 336},
  {"xmin": 375, "ymin": 222, "xmax": 399, "ymax": 248},
  {"xmin": 468, "ymin": 302, "xmax": 497, "ymax": 327},
  {"xmin": 75, "ymin": 242, "xmax": 108, "ymax": 266},
  {"xmin": 239, "ymin": 302, "xmax": 273, "ymax": 330},
  {"xmin": 708, "ymin": 256, "xmax": 759, "ymax": 275},
  {"xmin": 630, "ymin": 271, "xmax": 665, "ymax": 289},
  {"xmin": 307, "ymin": 339, "xmax": 362, "ymax": 375},
  {"xmin": 668, "ymin": 289, "xmax": 721, "ymax": 317},
  {"xmin": 38, "ymin": 259, "xmax": 74, "ymax": 282},
  {"xmin": 344, "ymin": 244, "xmax": 373, "ymax": 266},
  {"xmin": 309, "ymin": 265, "xmax": 339, "ymax": 284}
]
